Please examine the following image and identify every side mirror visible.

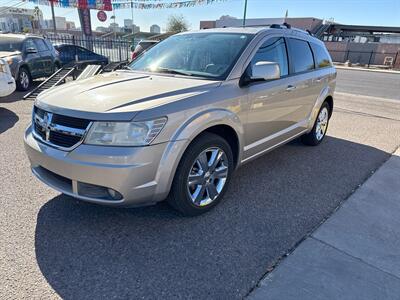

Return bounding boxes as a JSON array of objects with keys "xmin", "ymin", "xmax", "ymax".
[
  {"xmin": 26, "ymin": 47, "xmax": 37, "ymax": 54},
  {"xmin": 250, "ymin": 61, "xmax": 280, "ymax": 81}
]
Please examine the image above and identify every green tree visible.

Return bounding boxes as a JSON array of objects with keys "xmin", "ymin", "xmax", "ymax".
[{"xmin": 166, "ymin": 15, "xmax": 189, "ymax": 33}]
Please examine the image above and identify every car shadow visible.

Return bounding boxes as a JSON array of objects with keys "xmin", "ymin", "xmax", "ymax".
[
  {"xmin": 0, "ymin": 107, "xmax": 19, "ymax": 134},
  {"xmin": 34, "ymin": 136, "xmax": 390, "ymax": 299}
]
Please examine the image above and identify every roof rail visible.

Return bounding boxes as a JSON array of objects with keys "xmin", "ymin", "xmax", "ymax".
[{"xmin": 270, "ymin": 23, "xmax": 292, "ymax": 29}]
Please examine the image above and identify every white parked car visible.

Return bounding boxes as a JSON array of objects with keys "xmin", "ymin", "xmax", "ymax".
[{"xmin": 0, "ymin": 58, "xmax": 16, "ymax": 97}]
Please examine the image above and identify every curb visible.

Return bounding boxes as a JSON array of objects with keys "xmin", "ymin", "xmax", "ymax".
[
  {"xmin": 334, "ymin": 65, "xmax": 400, "ymax": 74},
  {"xmin": 247, "ymin": 146, "xmax": 400, "ymax": 299}
]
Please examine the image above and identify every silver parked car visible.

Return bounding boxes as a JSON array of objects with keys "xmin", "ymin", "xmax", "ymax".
[{"xmin": 24, "ymin": 26, "xmax": 336, "ymax": 216}]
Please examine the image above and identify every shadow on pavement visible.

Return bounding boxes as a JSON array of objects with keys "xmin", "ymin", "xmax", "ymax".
[
  {"xmin": 0, "ymin": 108, "xmax": 19, "ymax": 134},
  {"xmin": 34, "ymin": 136, "xmax": 390, "ymax": 299}
]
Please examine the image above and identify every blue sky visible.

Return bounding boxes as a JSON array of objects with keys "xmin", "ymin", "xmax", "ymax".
[{"xmin": 3, "ymin": 0, "xmax": 400, "ymax": 32}]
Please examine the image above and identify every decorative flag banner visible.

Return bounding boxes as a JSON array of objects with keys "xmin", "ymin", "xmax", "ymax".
[
  {"xmin": 23, "ymin": 0, "xmax": 227, "ymax": 11},
  {"xmin": 23, "ymin": 0, "xmax": 113, "ymax": 11},
  {"xmin": 111, "ymin": 0, "xmax": 227, "ymax": 10}
]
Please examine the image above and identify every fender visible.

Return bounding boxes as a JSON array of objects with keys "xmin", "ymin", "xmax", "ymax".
[
  {"xmin": 152, "ymin": 108, "xmax": 245, "ymax": 202},
  {"xmin": 307, "ymin": 85, "xmax": 334, "ymax": 131}
]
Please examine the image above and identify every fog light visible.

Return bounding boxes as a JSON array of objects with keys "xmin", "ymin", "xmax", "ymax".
[{"xmin": 108, "ymin": 188, "xmax": 122, "ymax": 200}]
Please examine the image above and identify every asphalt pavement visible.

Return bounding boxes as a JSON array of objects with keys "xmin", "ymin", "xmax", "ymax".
[
  {"xmin": 335, "ymin": 68, "xmax": 400, "ymax": 100},
  {"xmin": 1, "ymin": 69, "xmax": 400, "ymax": 299}
]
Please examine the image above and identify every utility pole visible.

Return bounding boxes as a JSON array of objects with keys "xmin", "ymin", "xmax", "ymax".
[
  {"xmin": 131, "ymin": 0, "xmax": 135, "ymax": 46},
  {"xmin": 50, "ymin": 0, "xmax": 57, "ymax": 34},
  {"xmin": 242, "ymin": 0, "xmax": 248, "ymax": 27}
]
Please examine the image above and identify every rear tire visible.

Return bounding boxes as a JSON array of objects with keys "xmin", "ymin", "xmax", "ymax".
[
  {"xmin": 16, "ymin": 67, "xmax": 31, "ymax": 91},
  {"xmin": 301, "ymin": 101, "xmax": 331, "ymax": 146},
  {"xmin": 168, "ymin": 132, "xmax": 234, "ymax": 216}
]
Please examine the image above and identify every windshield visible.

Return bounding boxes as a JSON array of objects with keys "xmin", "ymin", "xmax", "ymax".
[
  {"xmin": 0, "ymin": 38, "xmax": 22, "ymax": 52},
  {"xmin": 128, "ymin": 32, "xmax": 254, "ymax": 80}
]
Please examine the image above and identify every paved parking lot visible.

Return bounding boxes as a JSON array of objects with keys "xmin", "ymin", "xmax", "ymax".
[{"xmin": 1, "ymin": 69, "xmax": 399, "ymax": 299}]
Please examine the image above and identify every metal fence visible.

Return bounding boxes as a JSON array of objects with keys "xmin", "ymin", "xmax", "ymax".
[
  {"xmin": 45, "ymin": 35, "xmax": 132, "ymax": 62},
  {"xmin": 328, "ymin": 50, "xmax": 399, "ymax": 68}
]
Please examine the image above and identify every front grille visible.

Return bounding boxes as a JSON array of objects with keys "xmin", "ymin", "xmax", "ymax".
[{"xmin": 33, "ymin": 106, "xmax": 91, "ymax": 149}]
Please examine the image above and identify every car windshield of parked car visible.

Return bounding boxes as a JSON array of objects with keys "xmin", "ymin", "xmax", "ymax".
[
  {"xmin": 128, "ymin": 33, "xmax": 254, "ymax": 80},
  {"xmin": 0, "ymin": 38, "xmax": 22, "ymax": 52}
]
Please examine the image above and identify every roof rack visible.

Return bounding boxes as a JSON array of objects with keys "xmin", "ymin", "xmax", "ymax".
[{"xmin": 270, "ymin": 23, "xmax": 291, "ymax": 29}]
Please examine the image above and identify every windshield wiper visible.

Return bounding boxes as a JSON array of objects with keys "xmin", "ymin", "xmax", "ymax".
[{"xmin": 153, "ymin": 67, "xmax": 193, "ymax": 76}]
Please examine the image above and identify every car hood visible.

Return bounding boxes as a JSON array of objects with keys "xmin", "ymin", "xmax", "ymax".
[
  {"xmin": 0, "ymin": 51, "xmax": 21, "ymax": 58},
  {"xmin": 36, "ymin": 70, "xmax": 221, "ymax": 120}
]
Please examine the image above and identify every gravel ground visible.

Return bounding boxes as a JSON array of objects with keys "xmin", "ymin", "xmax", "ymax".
[{"xmin": 0, "ymin": 70, "xmax": 399, "ymax": 299}]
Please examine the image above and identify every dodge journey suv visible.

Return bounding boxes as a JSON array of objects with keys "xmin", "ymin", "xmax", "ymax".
[{"xmin": 24, "ymin": 26, "xmax": 336, "ymax": 216}]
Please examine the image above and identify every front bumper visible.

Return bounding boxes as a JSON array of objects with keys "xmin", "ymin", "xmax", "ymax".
[{"xmin": 24, "ymin": 125, "xmax": 186, "ymax": 207}]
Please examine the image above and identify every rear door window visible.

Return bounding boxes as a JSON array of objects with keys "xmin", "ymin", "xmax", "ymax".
[
  {"xmin": 251, "ymin": 37, "xmax": 289, "ymax": 77},
  {"xmin": 310, "ymin": 43, "xmax": 332, "ymax": 68},
  {"xmin": 288, "ymin": 38, "xmax": 315, "ymax": 73}
]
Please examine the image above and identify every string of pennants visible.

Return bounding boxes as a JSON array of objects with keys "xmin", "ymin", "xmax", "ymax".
[
  {"xmin": 112, "ymin": 0, "xmax": 227, "ymax": 10},
  {"xmin": 22, "ymin": 0, "xmax": 227, "ymax": 11}
]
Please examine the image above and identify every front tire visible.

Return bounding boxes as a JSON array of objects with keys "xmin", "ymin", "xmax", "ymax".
[
  {"xmin": 16, "ymin": 67, "xmax": 31, "ymax": 91},
  {"xmin": 168, "ymin": 132, "xmax": 234, "ymax": 216},
  {"xmin": 301, "ymin": 101, "xmax": 331, "ymax": 146}
]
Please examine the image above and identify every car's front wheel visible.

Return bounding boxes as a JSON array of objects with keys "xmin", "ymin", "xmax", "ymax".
[
  {"xmin": 16, "ymin": 67, "xmax": 31, "ymax": 91},
  {"xmin": 168, "ymin": 132, "xmax": 234, "ymax": 216},
  {"xmin": 301, "ymin": 101, "xmax": 331, "ymax": 146}
]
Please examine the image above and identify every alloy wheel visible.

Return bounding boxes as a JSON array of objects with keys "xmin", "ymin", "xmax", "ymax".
[
  {"xmin": 20, "ymin": 71, "xmax": 29, "ymax": 89},
  {"xmin": 315, "ymin": 107, "xmax": 328, "ymax": 141},
  {"xmin": 187, "ymin": 147, "xmax": 229, "ymax": 207}
]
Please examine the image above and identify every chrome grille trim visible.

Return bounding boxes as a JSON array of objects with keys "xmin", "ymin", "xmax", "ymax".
[{"xmin": 32, "ymin": 106, "xmax": 92, "ymax": 151}]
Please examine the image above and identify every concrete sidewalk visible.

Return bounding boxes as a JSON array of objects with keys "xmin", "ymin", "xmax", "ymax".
[{"xmin": 248, "ymin": 148, "xmax": 400, "ymax": 300}]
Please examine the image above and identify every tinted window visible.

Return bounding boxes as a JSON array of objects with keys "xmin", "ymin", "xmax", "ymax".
[
  {"xmin": 34, "ymin": 39, "xmax": 48, "ymax": 52},
  {"xmin": 251, "ymin": 37, "xmax": 288, "ymax": 76},
  {"xmin": 24, "ymin": 39, "xmax": 37, "ymax": 51},
  {"xmin": 288, "ymin": 38, "xmax": 314, "ymax": 73},
  {"xmin": 310, "ymin": 43, "xmax": 332, "ymax": 68}
]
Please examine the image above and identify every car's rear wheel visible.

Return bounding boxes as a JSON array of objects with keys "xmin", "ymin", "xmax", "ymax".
[
  {"xmin": 16, "ymin": 67, "xmax": 31, "ymax": 91},
  {"xmin": 168, "ymin": 132, "xmax": 233, "ymax": 216},
  {"xmin": 301, "ymin": 101, "xmax": 331, "ymax": 146}
]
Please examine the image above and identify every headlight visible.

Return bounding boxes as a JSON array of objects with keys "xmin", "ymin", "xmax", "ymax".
[
  {"xmin": 5, "ymin": 55, "xmax": 21, "ymax": 65},
  {"xmin": 0, "ymin": 61, "xmax": 5, "ymax": 73},
  {"xmin": 84, "ymin": 117, "xmax": 167, "ymax": 146}
]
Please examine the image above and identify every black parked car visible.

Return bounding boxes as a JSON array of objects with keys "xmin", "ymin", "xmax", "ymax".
[
  {"xmin": 0, "ymin": 34, "xmax": 61, "ymax": 91},
  {"xmin": 54, "ymin": 44, "xmax": 109, "ymax": 66}
]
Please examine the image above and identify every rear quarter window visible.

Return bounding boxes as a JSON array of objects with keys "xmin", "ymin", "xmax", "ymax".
[
  {"xmin": 310, "ymin": 42, "xmax": 332, "ymax": 68},
  {"xmin": 288, "ymin": 38, "xmax": 314, "ymax": 74}
]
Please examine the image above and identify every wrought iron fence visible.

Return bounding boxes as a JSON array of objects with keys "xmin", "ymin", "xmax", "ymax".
[
  {"xmin": 328, "ymin": 50, "xmax": 399, "ymax": 68},
  {"xmin": 44, "ymin": 35, "xmax": 132, "ymax": 62}
]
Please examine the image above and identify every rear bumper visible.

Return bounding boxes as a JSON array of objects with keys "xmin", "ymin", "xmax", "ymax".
[{"xmin": 24, "ymin": 124, "xmax": 186, "ymax": 207}]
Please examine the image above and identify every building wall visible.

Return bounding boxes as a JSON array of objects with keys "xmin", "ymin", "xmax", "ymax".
[
  {"xmin": 200, "ymin": 17, "xmax": 322, "ymax": 31},
  {"xmin": 325, "ymin": 41, "xmax": 400, "ymax": 67},
  {"xmin": 150, "ymin": 24, "xmax": 160, "ymax": 34}
]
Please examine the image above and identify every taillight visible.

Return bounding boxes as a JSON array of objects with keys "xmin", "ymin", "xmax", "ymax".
[{"xmin": 131, "ymin": 52, "xmax": 137, "ymax": 60}]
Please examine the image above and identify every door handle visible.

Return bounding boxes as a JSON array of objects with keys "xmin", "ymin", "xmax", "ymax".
[
  {"xmin": 314, "ymin": 78, "xmax": 323, "ymax": 83},
  {"xmin": 286, "ymin": 85, "xmax": 296, "ymax": 91}
]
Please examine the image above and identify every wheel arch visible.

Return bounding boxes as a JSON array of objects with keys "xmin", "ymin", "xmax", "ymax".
[
  {"xmin": 308, "ymin": 85, "xmax": 335, "ymax": 129},
  {"xmin": 153, "ymin": 109, "xmax": 244, "ymax": 202}
]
